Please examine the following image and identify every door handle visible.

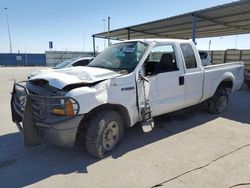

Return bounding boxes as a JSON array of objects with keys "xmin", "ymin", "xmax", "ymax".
[{"xmin": 179, "ymin": 76, "xmax": 184, "ymax": 85}]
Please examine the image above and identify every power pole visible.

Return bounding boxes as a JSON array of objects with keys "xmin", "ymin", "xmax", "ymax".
[
  {"xmin": 4, "ymin": 7, "xmax": 13, "ymax": 53},
  {"xmin": 235, "ymin": 35, "xmax": 238, "ymax": 49},
  {"xmin": 108, "ymin": 16, "xmax": 111, "ymax": 46}
]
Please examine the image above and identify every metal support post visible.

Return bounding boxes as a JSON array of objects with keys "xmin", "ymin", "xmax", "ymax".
[
  {"xmin": 127, "ymin": 28, "xmax": 131, "ymax": 40},
  {"xmin": 108, "ymin": 16, "xmax": 111, "ymax": 46},
  {"xmin": 92, "ymin": 35, "xmax": 96, "ymax": 57},
  {"xmin": 192, "ymin": 14, "xmax": 197, "ymax": 44}
]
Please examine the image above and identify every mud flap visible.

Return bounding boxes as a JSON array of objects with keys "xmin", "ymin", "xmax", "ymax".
[{"xmin": 22, "ymin": 96, "xmax": 41, "ymax": 147}]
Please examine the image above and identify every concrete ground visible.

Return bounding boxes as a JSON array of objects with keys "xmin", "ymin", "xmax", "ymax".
[{"xmin": 0, "ymin": 67, "xmax": 250, "ymax": 188}]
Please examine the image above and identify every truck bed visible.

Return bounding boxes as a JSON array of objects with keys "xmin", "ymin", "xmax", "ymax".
[{"xmin": 201, "ymin": 61, "xmax": 244, "ymax": 101}]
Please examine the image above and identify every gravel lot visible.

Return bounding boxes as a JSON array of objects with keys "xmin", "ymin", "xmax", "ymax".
[{"xmin": 0, "ymin": 67, "xmax": 250, "ymax": 188}]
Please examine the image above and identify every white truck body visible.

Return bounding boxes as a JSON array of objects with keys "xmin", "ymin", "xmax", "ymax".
[
  {"xmin": 30, "ymin": 39, "xmax": 243, "ymax": 126},
  {"xmin": 11, "ymin": 39, "xmax": 244, "ymax": 158}
]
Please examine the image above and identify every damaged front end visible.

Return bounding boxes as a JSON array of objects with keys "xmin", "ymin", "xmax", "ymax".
[{"xmin": 11, "ymin": 80, "xmax": 82, "ymax": 148}]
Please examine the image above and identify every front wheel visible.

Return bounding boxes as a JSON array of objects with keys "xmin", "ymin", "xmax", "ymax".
[
  {"xmin": 85, "ymin": 110, "xmax": 124, "ymax": 158},
  {"xmin": 208, "ymin": 87, "xmax": 228, "ymax": 114}
]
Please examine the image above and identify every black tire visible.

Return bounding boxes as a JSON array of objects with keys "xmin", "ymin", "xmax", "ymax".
[
  {"xmin": 208, "ymin": 87, "xmax": 228, "ymax": 114},
  {"xmin": 86, "ymin": 110, "xmax": 124, "ymax": 158}
]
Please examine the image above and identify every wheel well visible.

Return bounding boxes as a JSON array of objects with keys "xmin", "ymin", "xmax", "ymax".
[
  {"xmin": 218, "ymin": 79, "xmax": 233, "ymax": 91},
  {"xmin": 78, "ymin": 103, "xmax": 131, "ymax": 131}
]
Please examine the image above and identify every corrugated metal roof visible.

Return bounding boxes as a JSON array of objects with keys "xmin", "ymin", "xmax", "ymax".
[{"xmin": 93, "ymin": 0, "xmax": 250, "ymax": 40}]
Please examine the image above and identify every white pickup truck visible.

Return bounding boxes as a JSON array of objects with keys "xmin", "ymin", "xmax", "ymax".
[{"xmin": 11, "ymin": 39, "xmax": 244, "ymax": 158}]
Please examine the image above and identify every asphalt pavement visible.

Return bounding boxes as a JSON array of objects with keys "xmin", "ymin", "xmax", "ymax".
[{"xmin": 0, "ymin": 67, "xmax": 250, "ymax": 188}]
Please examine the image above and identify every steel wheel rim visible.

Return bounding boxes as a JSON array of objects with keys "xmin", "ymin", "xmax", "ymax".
[
  {"xmin": 102, "ymin": 121, "xmax": 119, "ymax": 151},
  {"xmin": 217, "ymin": 96, "xmax": 227, "ymax": 113}
]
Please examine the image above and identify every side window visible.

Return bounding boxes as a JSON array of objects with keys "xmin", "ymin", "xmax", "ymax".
[
  {"xmin": 73, "ymin": 60, "xmax": 90, "ymax": 67},
  {"xmin": 199, "ymin": 51, "xmax": 207, "ymax": 60},
  {"xmin": 180, "ymin": 43, "xmax": 197, "ymax": 69},
  {"xmin": 145, "ymin": 44, "xmax": 178, "ymax": 76}
]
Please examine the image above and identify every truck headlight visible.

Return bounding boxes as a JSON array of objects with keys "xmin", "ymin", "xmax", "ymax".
[{"xmin": 52, "ymin": 98, "xmax": 78, "ymax": 116}]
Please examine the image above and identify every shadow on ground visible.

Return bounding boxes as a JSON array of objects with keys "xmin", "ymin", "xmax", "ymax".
[
  {"xmin": 0, "ymin": 88, "xmax": 249, "ymax": 187},
  {"xmin": 222, "ymin": 86, "xmax": 250, "ymax": 124}
]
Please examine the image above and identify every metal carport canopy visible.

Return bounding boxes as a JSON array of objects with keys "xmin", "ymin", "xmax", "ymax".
[{"xmin": 93, "ymin": 0, "xmax": 250, "ymax": 43}]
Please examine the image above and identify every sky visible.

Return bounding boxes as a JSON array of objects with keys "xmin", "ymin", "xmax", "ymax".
[{"xmin": 0, "ymin": 0, "xmax": 249, "ymax": 53}]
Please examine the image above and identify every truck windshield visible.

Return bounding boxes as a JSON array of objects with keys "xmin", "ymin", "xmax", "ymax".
[{"xmin": 88, "ymin": 41, "xmax": 148, "ymax": 72}]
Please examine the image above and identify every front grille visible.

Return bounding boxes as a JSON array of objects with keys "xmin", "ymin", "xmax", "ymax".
[
  {"xmin": 30, "ymin": 95, "xmax": 79, "ymax": 124},
  {"xmin": 12, "ymin": 82, "xmax": 79, "ymax": 125}
]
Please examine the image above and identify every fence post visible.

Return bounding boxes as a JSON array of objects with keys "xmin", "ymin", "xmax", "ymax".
[
  {"xmin": 239, "ymin": 50, "xmax": 242, "ymax": 61},
  {"xmin": 211, "ymin": 51, "xmax": 213, "ymax": 63},
  {"xmin": 25, "ymin": 52, "xmax": 28, "ymax": 66},
  {"xmin": 223, "ymin": 50, "xmax": 227, "ymax": 63}
]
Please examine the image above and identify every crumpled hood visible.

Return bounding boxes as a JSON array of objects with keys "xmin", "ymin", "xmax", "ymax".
[{"xmin": 30, "ymin": 66, "xmax": 121, "ymax": 89}]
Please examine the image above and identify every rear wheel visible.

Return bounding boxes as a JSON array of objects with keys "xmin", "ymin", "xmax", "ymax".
[
  {"xmin": 208, "ymin": 87, "xmax": 228, "ymax": 114},
  {"xmin": 85, "ymin": 110, "xmax": 124, "ymax": 158}
]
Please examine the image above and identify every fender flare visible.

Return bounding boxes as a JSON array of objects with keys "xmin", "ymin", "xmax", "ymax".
[{"xmin": 212, "ymin": 72, "xmax": 235, "ymax": 95}]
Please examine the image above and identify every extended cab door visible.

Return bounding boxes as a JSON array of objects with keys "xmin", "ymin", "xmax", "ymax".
[
  {"xmin": 180, "ymin": 43, "xmax": 203, "ymax": 107},
  {"xmin": 139, "ymin": 43, "xmax": 185, "ymax": 117}
]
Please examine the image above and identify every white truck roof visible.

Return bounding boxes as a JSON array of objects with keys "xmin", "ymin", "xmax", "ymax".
[{"xmin": 122, "ymin": 38, "xmax": 193, "ymax": 44}]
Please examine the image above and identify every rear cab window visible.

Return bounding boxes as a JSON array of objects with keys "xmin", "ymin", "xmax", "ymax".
[{"xmin": 180, "ymin": 43, "xmax": 197, "ymax": 69}]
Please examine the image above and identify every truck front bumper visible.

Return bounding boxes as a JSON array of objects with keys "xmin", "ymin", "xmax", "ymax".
[
  {"xmin": 35, "ymin": 115, "xmax": 84, "ymax": 147},
  {"xmin": 13, "ymin": 114, "xmax": 83, "ymax": 148},
  {"xmin": 11, "ymin": 82, "xmax": 83, "ymax": 148}
]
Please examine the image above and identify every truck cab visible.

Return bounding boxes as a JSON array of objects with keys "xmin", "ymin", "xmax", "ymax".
[{"xmin": 140, "ymin": 40, "xmax": 204, "ymax": 117}]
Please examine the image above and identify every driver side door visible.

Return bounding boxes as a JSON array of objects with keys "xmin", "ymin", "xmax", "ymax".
[{"xmin": 138, "ymin": 43, "xmax": 185, "ymax": 117}]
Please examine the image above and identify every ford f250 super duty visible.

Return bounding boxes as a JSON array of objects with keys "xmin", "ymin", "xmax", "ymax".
[{"xmin": 11, "ymin": 39, "xmax": 244, "ymax": 158}]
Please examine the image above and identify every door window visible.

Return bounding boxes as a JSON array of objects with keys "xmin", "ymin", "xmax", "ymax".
[{"xmin": 144, "ymin": 44, "xmax": 178, "ymax": 76}]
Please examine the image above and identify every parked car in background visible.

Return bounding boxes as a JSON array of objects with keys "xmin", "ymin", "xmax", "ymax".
[
  {"xmin": 27, "ymin": 57, "xmax": 93, "ymax": 79},
  {"xmin": 54, "ymin": 57, "xmax": 93, "ymax": 69},
  {"xmin": 199, "ymin": 51, "xmax": 212, "ymax": 66}
]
